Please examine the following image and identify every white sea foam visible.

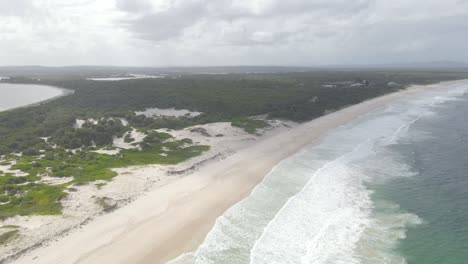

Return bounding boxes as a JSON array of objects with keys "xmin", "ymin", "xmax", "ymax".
[
  {"xmin": 250, "ymin": 141, "xmax": 374, "ymax": 264},
  {"xmin": 169, "ymin": 82, "xmax": 468, "ymax": 264}
]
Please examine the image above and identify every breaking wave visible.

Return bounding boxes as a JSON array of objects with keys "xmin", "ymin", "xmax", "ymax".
[{"xmin": 168, "ymin": 82, "xmax": 468, "ymax": 264}]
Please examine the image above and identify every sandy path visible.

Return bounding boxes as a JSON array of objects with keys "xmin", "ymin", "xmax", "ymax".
[{"xmin": 11, "ymin": 80, "xmax": 467, "ymax": 264}]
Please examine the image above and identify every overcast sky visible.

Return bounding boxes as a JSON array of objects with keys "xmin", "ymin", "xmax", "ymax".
[{"xmin": 1, "ymin": 0, "xmax": 467, "ymax": 66}]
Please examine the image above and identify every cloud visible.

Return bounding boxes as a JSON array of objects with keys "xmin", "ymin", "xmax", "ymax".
[
  {"xmin": 0, "ymin": 0, "xmax": 467, "ymax": 66},
  {"xmin": 0, "ymin": 0, "xmax": 37, "ymax": 17},
  {"xmin": 115, "ymin": 0, "xmax": 153, "ymax": 13},
  {"xmin": 115, "ymin": 0, "xmax": 373, "ymax": 44},
  {"xmin": 118, "ymin": 0, "xmax": 207, "ymax": 41}
]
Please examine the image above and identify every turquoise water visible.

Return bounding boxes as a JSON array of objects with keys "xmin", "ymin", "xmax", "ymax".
[
  {"xmin": 169, "ymin": 82, "xmax": 468, "ymax": 264},
  {"xmin": 0, "ymin": 83, "xmax": 64, "ymax": 112}
]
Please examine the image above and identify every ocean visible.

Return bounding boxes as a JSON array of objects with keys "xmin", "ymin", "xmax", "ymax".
[
  {"xmin": 169, "ymin": 82, "xmax": 468, "ymax": 264},
  {"xmin": 0, "ymin": 83, "xmax": 64, "ymax": 112}
]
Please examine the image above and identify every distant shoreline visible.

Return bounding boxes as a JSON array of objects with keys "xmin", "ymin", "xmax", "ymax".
[
  {"xmin": 0, "ymin": 83, "xmax": 73, "ymax": 113},
  {"xmin": 9, "ymin": 79, "xmax": 468, "ymax": 264}
]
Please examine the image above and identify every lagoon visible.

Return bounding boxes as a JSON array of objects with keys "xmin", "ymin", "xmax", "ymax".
[{"xmin": 0, "ymin": 83, "xmax": 65, "ymax": 112}]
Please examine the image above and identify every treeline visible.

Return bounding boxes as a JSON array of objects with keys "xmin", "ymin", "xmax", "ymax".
[
  {"xmin": 1, "ymin": 70, "xmax": 467, "ymax": 155},
  {"xmin": 41, "ymin": 70, "xmax": 468, "ymax": 120}
]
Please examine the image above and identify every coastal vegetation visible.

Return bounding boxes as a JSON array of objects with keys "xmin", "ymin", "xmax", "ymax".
[
  {"xmin": 1, "ymin": 70, "xmax": 468, "ymax": 219},
  {"xmin": 0, "ymin": 134, "xmax": 208, "ymax": 219},
  {"xmin": 4, "ymin": 70, "xmax": 468, "ymax": 156},
  {"xmin": 230, "ymin": 117, "xmax": 270, "ymax": 134},
  {"xmin": 0, "ymin": 230, "xmax": 18, "ymax": 245}
]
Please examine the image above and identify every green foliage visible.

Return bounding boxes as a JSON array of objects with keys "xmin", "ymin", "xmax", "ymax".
[
  {"xmin": 0, "ymin": 137, "xmax": 209, "ymax": 219},
  {"xmin": 144, "ymin": 131, "xmax": 172, "ymax": 142},
  {"xmin": 140, "ymin": 131, "xmax": 172, "ymax": 149},
  {"xmin": 0, "ymin": 225, "xmax": 19, "ymax": 229},
  {"xmin": 190, "ymin": 127, "xmax": 211, "ymax": 137},
  {"xmin": 52, "ymin": 118, "xmax": 128, "ymax": 149},
  {"xmin": 95, "ymin": 197, "xmax": 116, "ymax": 212},
  {"xmin": 1, "ymin": 71, "xmax": 467, "ymax": 155},
  {"xmin": 181, "ymin": 138, "xmax": 193, "ymax": 144},
  {"xmin": 123, "ymin": 134, "xmax": 134, "ymax": 143},
  {"xmin": 0, "ymin": 181, "xmax": 64, "ymax": 219},
  {"xmin": 0, "ymin": 196, "xmax": 9, "ymax": 203},
  {"xmin": 1, "ymin": 70, "xmax": 467, "ymax": 219},
  {"xmin": 231, "ymin": 117, "xmax": 270, "ymax": 134},
  {"xmin": 0, "ymin": 230, "xmax": 19, "ymax": 245}
]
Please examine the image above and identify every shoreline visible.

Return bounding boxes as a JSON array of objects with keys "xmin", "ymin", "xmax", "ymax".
[
  {"xmin": 0, "ymin": 83, "xmax": 73, "ymax": 113},
  {"xmin": 8, "ymin": 79, "xmax": 468, "ymax": 264}
]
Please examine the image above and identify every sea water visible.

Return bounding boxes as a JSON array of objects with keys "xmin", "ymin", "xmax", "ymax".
[
  {"xmin": 0, "ymin": 83, "xmax": 64, "ymax": 112},
  {"xmin": 169, "ymin": 82, "xmax": 468, "ymax": 264}
]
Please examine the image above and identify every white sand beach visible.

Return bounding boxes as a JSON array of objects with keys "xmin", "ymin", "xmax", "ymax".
[{"xmin": 7, "ymin": 80, "xmax": 467, "ymax": 264}]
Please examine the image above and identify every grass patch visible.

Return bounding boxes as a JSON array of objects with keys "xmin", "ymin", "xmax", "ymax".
[
  {"xmin": 0, "ymin": 182, "xmax": 65, "ymax": 219},
  {"xmin": 0, "ymin": 195, "xmax": 9, "ymax": 203},
  {"xmin": 190, "ymin": 127, "xmax": 211, "ymax": 137},
  {"xmin": 230, "ymin": 117, "xmax": 270, "ymax": 134},
  {"xmin": 0, "ymin": 230, "xmax": 19, "ymax": 245},
  {"xmin": 0, "ymin": 138, "xmax": 209, "ymax": 219},
  {"xmin": 95, "ymin": 183, "xmax": 106, "ymax": 189},
  {"xmin": 1, "ymin": 225, "xmax": 19, "ymax": 229},
  {"xmin": 95, "ymin": 197, "xmax": 116, "ymax": 212}
]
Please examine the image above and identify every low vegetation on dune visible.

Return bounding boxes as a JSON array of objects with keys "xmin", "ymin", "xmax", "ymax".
[
  {"xmin": 0, "ymin": 130, "xmax": 208, "ymax": 219},
  {"xmin": 2, "ymin": 71, "xmax": 468, "ymax": 155},
  {"xmin": 230, "ymin": 117, "xmax": 270, "ymax": 134},
  {"xmin": 0, "ymin": 230, "xmax": 19, "ymax": 245},
  {"xmin": 1, "ymin": 70, "xmax": 468, "ymax": 219}
]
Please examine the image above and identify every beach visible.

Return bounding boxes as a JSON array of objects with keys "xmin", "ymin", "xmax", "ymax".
[{"xmin": 8, "ymin": 80, "xmax": 467, "ymax": 264}]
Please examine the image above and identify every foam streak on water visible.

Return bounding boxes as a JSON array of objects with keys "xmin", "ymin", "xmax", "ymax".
[
  {"xmin": 168, "ymin": 82, "xmax": 468, "ymax": 264},
  {"xmin": 250, "ymin": 141, "xmax": 374, "ymax": 264}
]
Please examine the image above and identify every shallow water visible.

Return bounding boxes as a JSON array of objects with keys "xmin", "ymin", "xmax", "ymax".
[
  {"xmin": 0, "ymin": 83, "xmax": 64, "ymax": 112},
  {"xmin": 86, "ymin": 74, "xmax": 165, "ymax": 81},
  {"xmin": 169, "ymin": 82, "xmax": 468, "ymax": 264}
]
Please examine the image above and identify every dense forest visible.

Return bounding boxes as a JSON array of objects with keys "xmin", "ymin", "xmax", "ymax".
[
  {"xmin": 1, "ymin": 70, "xmax": 468, "ymax": 218},
  {"xmin": 1, "ymin": 70, "xmax": 468, "ymax": 155}
]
